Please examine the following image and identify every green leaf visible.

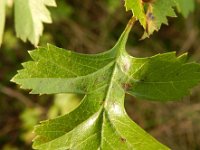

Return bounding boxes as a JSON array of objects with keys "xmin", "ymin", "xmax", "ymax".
[
  {"xmin": 125, "ymin": 0, "xmax": 146, "ymax": 28},
  {"xmin": 124, "ymin": 0, "xmax": 195, "ymax": 37},
  {"xmin": 14, "ymin": 0, "xmax": 56, "ymax": 46},
  {"xmin": 12, "ymin": 18, "xmax": 200, "ymax": 150},
  {"xmin": 127, "ymin": 53, "xmax": 200, "ymax": 100},
  {"xmin": 142, "ymin": 0, "xmax": 177, "ymax": 38},
  {"xmin": 0, "ymin": 0, "xmax": 6, "ymax": 46},
  {"xmin": 174, "ymin": 0, "xmax": 195, "ymax": 17},
  {"xmin": 124, "ymin": 0, "xmax": 177, "ymax": 37}
]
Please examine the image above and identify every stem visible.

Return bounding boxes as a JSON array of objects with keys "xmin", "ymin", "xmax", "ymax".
[
  {"xmin": 113, "ymin": 16, "xmax": 136, "ymax": 54},
  {"xmin": 120, "ymin": 16, "xmax": 136, "ymax": 43}
]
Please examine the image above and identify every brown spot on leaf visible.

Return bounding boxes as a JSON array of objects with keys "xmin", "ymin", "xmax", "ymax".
[
  {"xmin": 123, "ymin": 64, "xmax": 129, "ymax": 72},
  {"xmin": 147, "ymin": 12, "xmax": 155, "ymax": 20},
  {"xmin": 120, "ymin": 137, "xmax": 127, "ymax": 143}
]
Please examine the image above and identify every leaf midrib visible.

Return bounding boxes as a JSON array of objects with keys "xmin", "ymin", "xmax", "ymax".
[{"xmin": 99, "ymin": 46, "xmax": 129, "ymax": 149}]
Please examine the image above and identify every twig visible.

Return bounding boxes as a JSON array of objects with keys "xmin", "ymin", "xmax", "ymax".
[{"xmin": 1, "ymin": 86, "xmax": 34, "ymax": 107}]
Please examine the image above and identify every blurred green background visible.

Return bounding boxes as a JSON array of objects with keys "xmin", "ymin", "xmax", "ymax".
[{"xmin": 0, "ymin": 1, "xmax": 200, "ymax": 150}]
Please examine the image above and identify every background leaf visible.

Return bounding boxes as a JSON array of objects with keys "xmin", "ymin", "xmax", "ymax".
[
  {"xmin": 124, "ymin": 0, "xmax": 195, "ymax": 38},
  {"xmin": 14, "ymin": 0, "xmax": 56, "ymax": 46},
  {"xmin": 142, "ymin": 0, "xmax": 177, "ymax": 38},
  {"xmin": 0, "ymin": 0, "xmax": 6, "ymax": 46},
  {"xmin": 125, "ymin": 0, "xmax": 146, "ymax": 28}
]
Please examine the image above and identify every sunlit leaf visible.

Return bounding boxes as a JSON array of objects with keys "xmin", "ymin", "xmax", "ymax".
[
  {"xmin": 14, "ymin": 0, "xmax": 56, "ymax": 46},
  {"xmin": 125, "ymin": 0, "xmax": 146, "ymax": 28},
  {"xmin": 124, "ymin": 0, "xmax": 195, "ymax": 37}
]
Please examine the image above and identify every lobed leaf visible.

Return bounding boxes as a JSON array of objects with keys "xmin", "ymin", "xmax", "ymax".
[
  {"xmin": 142, "ymin": 0, "xmax": 177, "ymax": 38},
  {"xmin": 12, "ymin": 18, "xmax": 200, "ymax": 150},
  {"xmin": 125, "ymin": 0, "xmax": 146, "ymax": 28},
  {"xmin": 14, "ymin": 0, "xmax": 56, "ymax": 46},
  {"xmin": 124, "ymin": 0, "xmax": 195, "ymax": 38}
]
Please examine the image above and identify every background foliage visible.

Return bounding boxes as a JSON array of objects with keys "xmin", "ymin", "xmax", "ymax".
[{"xmin": 0, "ymin": 0, "xmax": 200, "ymax": 150}]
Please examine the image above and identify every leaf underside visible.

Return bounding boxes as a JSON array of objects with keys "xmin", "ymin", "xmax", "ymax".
[
  {"xmin": 12, "ymin": 19, "xmax": 200, "ymax": 150},
  {"xmin": 14, "ymin": 0, "xmax": 56, "ymax": 46},
  {"xmin": 125, "ymin": 0, "xmax": 195, "ymax": 37}
]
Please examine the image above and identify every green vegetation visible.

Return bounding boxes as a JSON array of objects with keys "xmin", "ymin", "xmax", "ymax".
[{"xmin": 0, "ymin": 1, "xmax": 200, "ymax": 150}]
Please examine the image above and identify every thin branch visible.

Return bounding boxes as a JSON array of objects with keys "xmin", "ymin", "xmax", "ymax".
[{"xmin": 1, "ymin": 86, "xmax": 34, "ymax": 107}]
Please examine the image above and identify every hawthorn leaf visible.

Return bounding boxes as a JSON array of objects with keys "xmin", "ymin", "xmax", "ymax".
[
  {"xmin": 125, "ymin": 0, "xmax": 196, "ymax": 38},
  {"xmin": 14, "ymin": 0, "xmax": 56, "ymax": 46},
  {"xmin": 0, "ymin": 0, "xmax": 6, "ymax": 46},
  {"xmin": 124, "ymin": 0, "xmax": 146, "ymax": 28},
  {"xmin": 174, "ymin": 0, "xmax": 195, "ymax": 17},
  {"xmin": 12, "ymin": 18, "xmax": 200, "ymax": 150},
  {"xmin": 142, "ymin": 0, "xmax": 177, "ymax": 38},
  {"xmin": 124, "ymin": 0, "xmax": 177, "ymax": 37}
]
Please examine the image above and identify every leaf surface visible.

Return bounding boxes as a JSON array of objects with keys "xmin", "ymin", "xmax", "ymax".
[
  {"xmin": 124, "ymin": 0, "xmax": 195, "ymax": 37},
  {"xmin": 142, "ymin": 0, "xmax": 176, "ymax": 38},
  {"xmin": 12, "ymin": 18, "xmax": 200, "ymax": 150},
  {"xmin": 127, "ymin": 53, "xmax": 200, "ymax": 100},
  {"xmin": 14, "ymin": 0, "xmax": 56, "ymax": 46},
  {"xmin": 0, "ymin": 0, "xmax": 6, "ymax": 46},
  {"xmin": 125, "ymin": 0, "xmax": 146, "ymax": 28}
]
